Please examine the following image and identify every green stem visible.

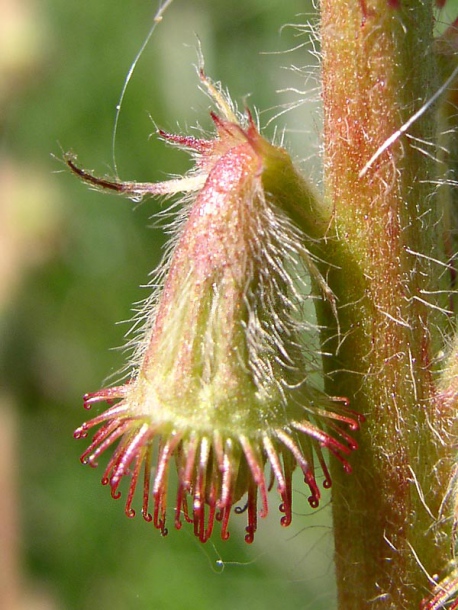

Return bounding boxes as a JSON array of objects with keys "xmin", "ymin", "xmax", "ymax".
[{"xmin": 317, "ymin": 1, "xmax": 456, "ymax": 607}]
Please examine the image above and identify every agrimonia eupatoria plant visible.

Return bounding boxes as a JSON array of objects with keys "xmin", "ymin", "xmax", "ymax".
[
  {"xmin": 68, "ymin": 1, "xmax": 458, "ymax": 608},
  {"xmin": 68, "ymin": 72, "xmax": 363, "ymax": 544}
]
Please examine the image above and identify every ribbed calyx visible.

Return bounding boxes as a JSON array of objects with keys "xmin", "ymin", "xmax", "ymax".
[{"xmin": 70, "ymin": 75, "xmax": 363, "ymax": 542}]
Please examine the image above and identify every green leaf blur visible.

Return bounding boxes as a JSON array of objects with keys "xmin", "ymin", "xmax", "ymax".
[{"xmin": 1, "ymin": 0, "xmax": 338, "ymax": 608}]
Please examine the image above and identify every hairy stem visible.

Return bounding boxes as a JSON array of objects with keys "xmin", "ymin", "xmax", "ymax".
[{"xmin": 317, "ymin": 1, "xmax": 456, "ymax": 607}]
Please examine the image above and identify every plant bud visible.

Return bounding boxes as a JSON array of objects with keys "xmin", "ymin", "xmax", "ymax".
[{"xmin": 70, "ymin": 75, "xmax": 363, "ymax": 542}]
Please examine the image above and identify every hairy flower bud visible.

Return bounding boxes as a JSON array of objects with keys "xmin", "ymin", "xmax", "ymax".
[{"xmin": 69, "ymin": 75, "xmax": 363, "ymax": 542}]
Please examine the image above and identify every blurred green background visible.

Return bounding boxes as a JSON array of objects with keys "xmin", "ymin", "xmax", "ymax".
[{"xmin": 2, "ymin": 0, "xmax": 455, "ymax": 608}]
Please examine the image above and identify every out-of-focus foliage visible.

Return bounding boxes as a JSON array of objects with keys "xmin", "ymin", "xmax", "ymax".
[{"xmin": 0, "ymin": 0, "xmax": 339, "ymax": 608}]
